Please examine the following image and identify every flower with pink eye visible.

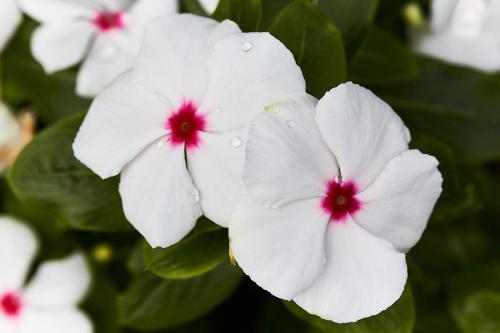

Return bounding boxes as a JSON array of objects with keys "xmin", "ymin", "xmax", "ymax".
[
  {"xmin": 0, "ymin": 216, "xmax": 92, "ymax": 333},
  {"xmin": 18, "ymin": 0, "xmax": 178, "ymax": 97},
  {"xmin": 230, "ymin": 83, "xmax": 443, "ymax": 323},
  {"xmin": 73, "ymin": 14, "xmax": 306, "ymax": 248}
]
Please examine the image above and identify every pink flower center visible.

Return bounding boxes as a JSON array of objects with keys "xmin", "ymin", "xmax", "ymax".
[
  {"xmin": 92, "ymin": 11, "xmax": 126, "ymax": 32},
  {"xmin": 1, "ymin": 292, "xmax": 23, "ymax": 318},
  {"xmin": 321, "ymin": 179, "xmax": 361, "ymax": 223},
  {"xmin": 166, "ymin": 101, "xmax": 206, "ymax": 149}
]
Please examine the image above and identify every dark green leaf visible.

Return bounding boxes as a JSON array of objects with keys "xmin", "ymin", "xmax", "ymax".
[
  {"xmin": 380, "ymin": 56, "xmax": 500, "ymax": 163},
  {"xmin": 270, "ymin": 0, "xmax": 347, "ymax": 98},
  {"xmin": 7, "ymin": 113, "xmax": 130, "ymax": 232},
  {"xmin": 212, "ymin": 0, "xmax": 262, "ymax": 32},
  {"xmin": 118, "ymin": 263, "xmax": 243, "ymax": 331},
  {"xmin": 180, "ymin": 0, "xmax": 208, "ymax": 15},
  {"xmin": 349, "ymin": 27, "xmax": 418, "ymax": 85},
  {"xmin": 284, "ymin": 285, "xmax": 415, "ymax": 333},
  {"xmin": 317, "ymin": 0, "xmax": 379, "ymax": 35},
  {"xmin": 143, "ymin": 221, "xmax": 228, "ymax": 279}
]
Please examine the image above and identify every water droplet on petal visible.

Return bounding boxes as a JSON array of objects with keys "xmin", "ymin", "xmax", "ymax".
[
  {"xmin": 262, "ymin": 75, "xmax": 269, "ymax": 81},
  {"xmin": 100, "ymin": 45, "xmax": 117, "ymax": 59},
  {"xmin": 214, "ymin": 108, "xmax": 222, "ymax": 114},
  {"xmin": 231, "ymin": 137, "xmax": 242, "ymax": 148},
  {"xmin": 156, "ymin": 140, "xmax": 165, "ymax": 148},
  {"xmin": 287, "ymin": 120, "xmax": 296, "ymax": 128},
  {"xmin": 193, "ymin": 188, "xmax": 200, "ymax": 203},
  {"xmin": 241, "ymin": 41, "xmax": 253, "ymax": 52}
]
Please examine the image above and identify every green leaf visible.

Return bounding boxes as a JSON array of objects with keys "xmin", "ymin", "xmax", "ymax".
[
  {"xmin": 349, "ymin": 27, "xmax": 418, "ymax": 85},
  {"xmin": 380, "ymin": 56, "xmax": 500, "ymax": 163},
  {"xmin": 317, "ymin": 0, "xmax": 379, "ymax": 35},
  {"xmin": 448, "ymin": 262, "xmax": 500, "ymax": 333},
  {"xmin": 118, "ymin": 263, "xmax": 243, "ymax": 331},
  {"xmin": 7, "ymin": 113, "xmax": 130, "ymax": 232},
  {"xmin": 1, "ymin": 19, "xmax": 89, "ymax": 124},
  {"xmin": 284, "ymin": 285, "xmax": 415, "ymax": 333},
  {"xmin": 143, "ymin": 219, "xmax": 228, "ymax": 279},
  {"xmin": 180, "ymin": 0, "xmax": 208, "ymax": 15},
  {"xmin": 212, "ymin": 0, "xmax": 262, "ymax": 32},
  {"xmin": 270, "ymin": 0, "xmax": 347, "ymax": 98}
]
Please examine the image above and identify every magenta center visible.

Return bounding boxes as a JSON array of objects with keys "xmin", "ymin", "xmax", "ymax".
[
  {"xmin": 166, "ymin": 101, "xmax": 206, "ymax": 149},
  {"xmin": 321, "ymin": 180, "xmax": 361, "ymax": 223},
  {"xmin": 92, "ymin": 11, "xmax": 126, "ymax": 32},
  {"xmin": 1, "ymin": 292, "xmax": 23, "ymax": 318}
]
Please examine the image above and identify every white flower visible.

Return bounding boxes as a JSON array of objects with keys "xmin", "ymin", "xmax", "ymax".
[
  {"xmin": 0, "ymin": 104, "xmax": 21, "ymax": 174},
  {"xmin": 414, "ymin": 0, "xmax": 500, "ymax": 72},
  {"xmin": 73, "ymin": 14, "xmax": 305, "ymax": 248},
  {"xmin": 0, "ymin": 216, "xmax": 92, "ymax": 333},
  {"xmin": 199, "ymin": 0, "xmax": 220, "ymax": 14},
  {"xmin": 0, "ymin": 0, "xmax": 22, "ymax": 53},
  {"xmin": 19, "ymin": 0, "xmax": 179, "ymax": 97},
  {"xmin": 229, "ymin": 83, "xmax": 443, "ymax": 323}
]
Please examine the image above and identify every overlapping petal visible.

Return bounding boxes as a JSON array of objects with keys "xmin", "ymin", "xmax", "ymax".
[
  {"xmin": 76, "ymin": 32, "xmax": 140, "ymax": 97},
  {"xmin": 128, "ymin": 0, "xmax": 179, "ymax": 30},
  {"xmin": 243, "ymin": 95, "xmax": 338, "ymax": 208},
  {"xmin": 0, "ymin": 217, "xmax": 38, "ymax": 290},
  {"xmin": 0, "ymin": 0, "xmax": 22, "ymax": 52},
  {"xmin": 199, "ymin": 0, "xmax": 220, "ymax": 14},
  {"xmin": 23, "ymin": 253, "xmax": 90, "ymax": 307},
  {"xmin": 315, "ymin": 83, "xmax": 410, "ymax": 192},
  {"xmin": 355, "ymin": 150, "xmax": 443, "ymax": 252},
  {"xmin": 135, "ymin": 14, "xmax": 240, "ymax": 107},
  {"xmin": 18, "ymin": 308, "xmax": 92, "ymax": 333},
  {"xmin": 294, "ymin": 219, "xmax": 407, "ymax": 323},
  {"xmin": 73, "ymin": 72, "xmax": 171, "ymax": 179},
  {"xmin": 31, "ymin": 22, "xmax": 95, "ymax": 74},
  {"xmin": 18, "ymin": 0, "xmax": 97, "ymax": 23},
  {"xmin": 119, "ymin": 142, "xmax": 202, "ymax": 248},
  {"xmin": 187, "ymin": 128, "xmax": 248, "ymax": 227},
  {"xmin": 202, "ymin": 33, "xmax": 306, "ymax": 132},
  {"xmin": 230, "ymin": 196, "xmax": 329, "ymax": 300},
  {"xmin": 431, "ymin": 0, "xmax": 458, "ymax": 30}
]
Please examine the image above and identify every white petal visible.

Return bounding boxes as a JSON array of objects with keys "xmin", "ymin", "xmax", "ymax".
[
  {"xmin": 76, "ymin": 32, "xmax": 140, "ymax": 97},
  {"xmin": 97, "ymin": 0, "xmax": 132, "ymax": 11},
  {"xmin": 243, "ymin": 95, "xmax": 338, "ymax": 208},
  {"xmin": 31, "ymin": 22, "xmax": 95, "ymax": 74},
  {"xmin": 0, "ymin": 217, "xmax": 38, "ymax": 290},
  {"xmin": 0, "ymin": 104, "xmax": 21, "ymax": 149},
  {"xmin": 431, "ymin": 0, "xmax": 458, "ymax": 30},
  {"xmin": 0, "ymin": 0, "xmax": 21, "ymax": 52},
  {"xmin": 23, "ymin": 253, "xmax": 90, "ymax": 307},
  {"xmin": 119, "ymin": 142, "xmax": 202, "ymax": 248},
  {"xmin": 230, "ymin": 196, "xmax": 329, "ymax": 300},
  {"xmin": 18, "ymin": 308, "xmax": 92, "ymax": 333},
  {"xmin": 73, "ymin": 71, "xmax": 170, "ymax": 179},
  {"xmin": 199, "ymin": 0, "xmax": 220, "ymax": 14},
  {"xmin": 19, "ymin": 0, "xmax": 97, "ymax": 23},
  {"xmin": 0, "ymin": 319, "xmax": 15, "ymax": 333},
  {"xmin": 128, "ymin": 0, "xmax": 179, "ymax": 31},
  {"xmin": 187, "ymin": 128, "xmax": 248, "ymax": 227},
  {"xmin": 201, "ymin": 32, "xmax": 306, "ymax": 132},
  {"xmin": 294, "ymin": 220, "xmax": 407, "ymax": 323},
  {"xmin": 135, "ymin": 14, "xmax": 240, "ymax": 107},
  {"xmin": 355, "ymin": 150, "xmax": 443, "ymax": 252},
  {"xmin": 316, "ymin": 82, "xmax": 410, "ymax": 192}
]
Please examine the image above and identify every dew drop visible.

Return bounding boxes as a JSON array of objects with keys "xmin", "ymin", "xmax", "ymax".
[
  {"xmin": 156, "ymin": 140, "xmax": 165, "ymax": 148},
  {"xmin": 287, "ymin": 120, "xmax": 296, "ymax": 128},
  {"xmin": 231, "ymin": 137, "xmax": 242, "ymax": 148},
  {"xmin": 193, "ymin": 188, "xmax": 200, "ymax": 203},
  {"xmin": 214, "ymin": 108, "xmax": 222, "ymax": 114},
  {"xmin": 241, "ymin": 41, "xmax": 253, "ymax": 52},
  {"xmin": 100, "ymin": 45, "xmax": 117, "ymax": 59},
  {"xmin": 262, "ymin": 75, "xmax": 269, "ymax": 81}
]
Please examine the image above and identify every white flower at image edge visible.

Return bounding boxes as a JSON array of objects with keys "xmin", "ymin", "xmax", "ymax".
[
  {"xmin": 199, "ymin": 0, "xmax": 220, "ymax": 14},
  {"xmin": 73, "ymin": 14, "xmax": 305, "ymax": 248},
  {"xmin": 0, "ymin": 217, "xmax": 92, "ymax": 333},
  {"xmin": 229, "ymin": 83, "xmax": 443, "ymax": 323},
  {"xmin": 414, "ymin": 0, "xmax": 500, "ymax": 72},
  {"xmin": 18, "ymin": 0, "xmax": 178, "ymax": 97},
  {"xmin": 0, "ymin": 0, "xmax": 22, "ymax": 52},
  {"xmin": 0, "ymin": 104, "xmax": 21, "ymax": 173}
]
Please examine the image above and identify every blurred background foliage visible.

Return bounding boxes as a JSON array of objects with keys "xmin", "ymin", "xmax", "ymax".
[{"xmin": 1, "ymin": 0, "xmax": 499, "ymax": 332}]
